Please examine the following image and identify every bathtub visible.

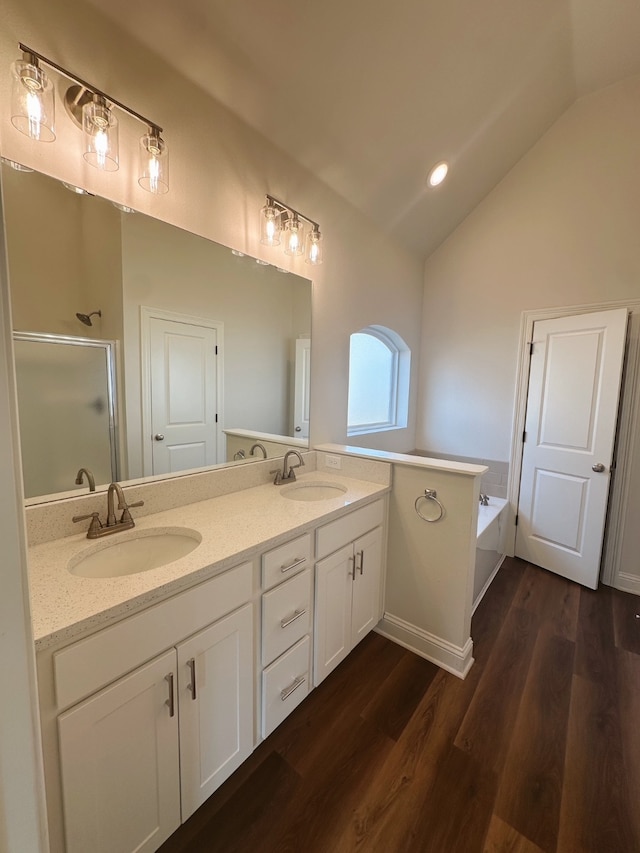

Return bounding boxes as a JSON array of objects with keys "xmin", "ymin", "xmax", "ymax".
[{"xmin": 473, "ymin": 497, "xmax": 508, "ymax": 611}]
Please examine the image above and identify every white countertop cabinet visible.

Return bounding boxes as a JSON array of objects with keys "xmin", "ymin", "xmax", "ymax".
[
  {"xmin": 314, "ymin": 501, "xmax": 385, "ymax": 685},
  {"xmin": 31, "ymin": 470, "xmax": 389, "ymax": 853}
]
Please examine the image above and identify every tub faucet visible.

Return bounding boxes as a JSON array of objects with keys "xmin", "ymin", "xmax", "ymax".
[
  {"xmin": 273, "ymin": 450, "xmax": 305, "ymax": 484},
  {"xmin": 479, "ymin": 493, "xmax": 489, "ymax": 506}
]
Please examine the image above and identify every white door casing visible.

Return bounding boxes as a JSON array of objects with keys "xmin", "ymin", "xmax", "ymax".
[
  {"xmin": 141, "ymin": 308, "xmax": 224, "ymax": 476},
  {"xmin": 293, "ymin": 337, "xmax": 311, "ymax": 439},
  {"xmin": 516, "ymin": 308, "xmax": 628, "ymax": 588}
]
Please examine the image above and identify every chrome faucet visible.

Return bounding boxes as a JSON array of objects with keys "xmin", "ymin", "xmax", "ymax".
[
  {"xmin": 75, "ymin": 467, "xmax": 96, "ymax": 492},
  {"xmin": 272, "ymin": 450, "xmax": 305, "ymax": 484},
  {"xmin": 73, "ymin": 481, "xmax": 144, "ymax": 539},
  {"xmin": 250, "ymin": 442, "xmax": 267, "ymax": 459},
  {"xmin": 479, "ymin": 493, "xmax": 490, "ymax": 506}
]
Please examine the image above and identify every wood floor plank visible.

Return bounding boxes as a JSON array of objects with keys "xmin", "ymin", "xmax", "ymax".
[
  {"xmin": 612, "ymin": 587, "xmax": 640, "ymax": 654},
  {"xmin": 337, "ymin": 666, "xmax": 483, "ymax": 851},
  {"xmin": 472, "ymin": 557, "xmax": 529, "ymax": 668},
  {"xmin": 411, "ymin": 744, "xmax": 498, "ymax": 853},
  {"xmin": 557, "ymin": 673, "xmax": 637, "ymax": 853},
  {"xmin": 513, "ymin": 563, "xmax": 580, "ymax": 642},
  {"xmin": 494, "ymin": 632, "xmax": 575, "ymax": 852},
  {"xmin": 361, "ymin": 649, "xmax": 439, "ymax": 741},
  {"xmin": 483, "ymin": 815, "xmax": 546, "ymax": 853},
  {"xmin": 263, "ymin": 714, "xmax": 396, "ymax": 853},
  {"xmin": 574, "ymin": 584, "xmax": 616, "ymax": 685},
  {"xmin": 455, "ymin": 606, "xmax": 539, "ymax": 775},
  {"xmin": 616, "ymin": 647, "xmax": 640, "ymax": 846}
]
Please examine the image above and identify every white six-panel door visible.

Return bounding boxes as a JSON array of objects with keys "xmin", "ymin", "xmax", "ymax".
[
  {"xmin": 145, "ymin": 311, "xmax": 222, "ymax": 476},
  {"xmin": 516, "ymin": 308, "xmax": 628, "ymax": 588}
]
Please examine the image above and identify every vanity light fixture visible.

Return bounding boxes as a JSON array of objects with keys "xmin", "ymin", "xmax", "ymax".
[
  {"xmin": 1, "ymin": 157, "xmax": 33, "ymax": 172},
  {"xmin": 10, "ymin": 43, "xmax": 169, "ymax": 193},
  {"xmin": 259, "ymin": 195, "xmax": 323, "ymax": 265}
]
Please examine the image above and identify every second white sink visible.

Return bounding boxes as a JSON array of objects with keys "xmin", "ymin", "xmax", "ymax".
[
  {"xmin": 68, "ymin": 527, "xmax": 202, "ymax": 579},
  {"xmin": 281, "ymin": 481, "xmax": 348, "ymax": 502}
]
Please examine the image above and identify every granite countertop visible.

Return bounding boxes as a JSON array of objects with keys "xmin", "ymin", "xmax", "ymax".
[{"xmin": 28, "ymin": 471, "xmax": 389, "ymax": 650}]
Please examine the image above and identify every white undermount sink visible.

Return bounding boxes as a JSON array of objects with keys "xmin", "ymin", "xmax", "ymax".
[
  {"xmin": 68, "ymin": 527, "xmax": 202, "ymax": 579},
  {"xmin": 281, "ymin": 481, "xmax": 348, "ymax": 502}
]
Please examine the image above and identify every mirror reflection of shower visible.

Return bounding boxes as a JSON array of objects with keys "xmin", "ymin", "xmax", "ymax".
[{"xmin": 76, "ymin": 310, "xmax": 102, "ymax": 327}]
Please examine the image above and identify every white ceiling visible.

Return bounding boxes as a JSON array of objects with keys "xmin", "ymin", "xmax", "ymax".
[{"xmin": 86, "ymin": 0, "xmax": 640, "ymax": 259}]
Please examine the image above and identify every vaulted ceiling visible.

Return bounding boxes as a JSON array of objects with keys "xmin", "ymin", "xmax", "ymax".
[{"xmin": 86, "ymin": 0, "xmax": 640, "ymax": 258}]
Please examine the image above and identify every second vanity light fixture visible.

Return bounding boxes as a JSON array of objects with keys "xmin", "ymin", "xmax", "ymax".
[
  {"xmin": 10, "ymin": 43, "xmax": 169, "ymax": 193},
  {"xmin": 260, "ymin": 195, "xmax": 323, "ymax": 265}
]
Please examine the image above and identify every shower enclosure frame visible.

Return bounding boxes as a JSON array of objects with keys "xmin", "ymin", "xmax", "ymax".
[{"xmin": 13, "ymin": 331, "xmax": 120, "ymax": 498}]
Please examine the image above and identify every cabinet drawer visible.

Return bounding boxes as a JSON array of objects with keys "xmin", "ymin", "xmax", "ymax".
[
  {"xmin": 315, "ymin": 499, "xmax": 384, "ymax": 559},
  {"xmin": 262, "ymin": 635, "xmax": 310, "ymax": 738},
  {"xmin": 262, "ymin": 533, "xmax": 312, "ymax": 590},
  {"xmin": 262, "ymin": 570, "xmax": 312, "ymax": 667},
  {"xmin": 54, "ymin": 561, "xmax": 253, "ymax": 711}
]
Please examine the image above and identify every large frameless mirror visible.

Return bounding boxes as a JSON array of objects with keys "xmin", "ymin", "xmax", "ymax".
[{"xmin": 1, "ymin": 162, "xmax": 312, "ymax": 502}]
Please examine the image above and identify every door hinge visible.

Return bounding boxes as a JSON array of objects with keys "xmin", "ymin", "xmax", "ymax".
[
  {"xmin": 215, "ymin": 345, "xmax": 219, "ymax": 355},
  {"xmin": 215, "ymin": 414, "xmax": 218, "ymax": 423},
  {"xmin": 522, "ymin": 430, "xmax": 527, "ymax": 443},
  {"xmin": 529, "ymin": 341, "xmax": 534, "ymax": 355},
  {"xmin": 515, "ymin": 514, "xmax": 519, "ymax": 526}
]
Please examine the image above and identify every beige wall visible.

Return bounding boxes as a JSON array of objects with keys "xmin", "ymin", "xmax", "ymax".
[
  {"xmin": 0, "ymin": 0, "xmax": 424, "ymax": 455},
  {"xmin": 417, "ymin": 74, "xmax": 640, "ymax": 461}
]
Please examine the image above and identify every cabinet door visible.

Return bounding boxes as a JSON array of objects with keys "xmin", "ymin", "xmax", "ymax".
[
  {"xmin": 177, "ymin": 603, "xmax": 254, "ymax": 820},
  {"xmin": 351, "ymin": 527, "xmax": 383, "ymax": 647},
  {"xmin": 314, "ymin": 545, "xmax": 354, "ymax": 685},
  {"xmin": 58, "ymin": 649, "xmax": 180, "ymax": 853}
]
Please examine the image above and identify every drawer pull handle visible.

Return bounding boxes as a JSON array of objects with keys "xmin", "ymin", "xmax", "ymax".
[
  {"xmin": 280, "ymin": 608, "xmax": 307, "ymax": 629},
  {"xmin": 281, "ymin": 556, "xmax": 306, "ymax": 573},
  {"xmin": 349, "ymin": 555, "xmax": 355, "ymax": 579},
  {"xmin": 165, "ymin": 673, "xmax": 175, "ymax": 717},
  {"xmin": 187, "ymin": 658, "xmax": 197, "ymax": 701},
  {"xmin": 281, "ymin": 675, "xmax": 306, "ymax": 701},
  {"xmin": 358, "ymin": 549, "xmax": 364, "ymax": 575}
]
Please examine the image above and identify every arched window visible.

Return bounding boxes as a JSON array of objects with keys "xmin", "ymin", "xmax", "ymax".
[{"xmin": 347, "ymin": 325, "xmax": 410, "ymax": 435}]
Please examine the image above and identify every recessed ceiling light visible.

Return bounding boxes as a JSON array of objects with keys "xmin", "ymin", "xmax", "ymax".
[{"xmin": 427, "ymin": 161, "xmax": 449, "ymax": 188}]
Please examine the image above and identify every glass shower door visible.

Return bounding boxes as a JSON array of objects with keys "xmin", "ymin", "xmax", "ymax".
[{"xmin": 13, "ymin": 333, "xmax": 118, "ymax": 499}]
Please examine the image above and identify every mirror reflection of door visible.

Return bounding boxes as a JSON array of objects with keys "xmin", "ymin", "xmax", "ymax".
[
  {"xmin": 13, "ymin": 334, "xmax": 117, "ymax": 498},
  {"xmin": 293, "ymin": 337, "xmax": 311, "ymax": 439},
  {"xmin": 144, "ymin": 310, "xmax": 223, "ymax": 476}
]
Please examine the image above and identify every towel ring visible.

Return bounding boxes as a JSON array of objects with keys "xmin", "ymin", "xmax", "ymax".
[{"xmin": 415, "ymin": 489, "xmax": 444, "ymax": 522}]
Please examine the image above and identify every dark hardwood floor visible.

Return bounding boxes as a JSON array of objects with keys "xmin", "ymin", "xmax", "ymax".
[{"xmin": 159, "ymin": 558, "xmax": 640, "ymax": 853}]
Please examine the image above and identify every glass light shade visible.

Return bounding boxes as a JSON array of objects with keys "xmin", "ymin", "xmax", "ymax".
[
  {"xmin": 260, "ymin": 201, "xmax": 281, "ymax": 246},
  {"xmin": 138, "ymin": 131, "xmax": 169, "ymax": 194},
  {"xmin": 11, "ymin": 59, "xmax": 55, "ymax": 142},
  {"xmin": 284, "ymin": 215, "xmax": 305, "ymax": 256},
  {"xmin": 305, "ymin": 227, "xmax": 323, "ymax": 265},
  {"xmin": 83, "ymin": 98, "xmax": 119, "ymax": 171}
]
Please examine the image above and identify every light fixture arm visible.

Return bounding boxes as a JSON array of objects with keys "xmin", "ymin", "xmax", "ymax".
[
  {"xmin": 266, "ymin": 194, "xmax": 320, "ymax": 232},
  {"xmin": 19, "ymin": 43, "xmax": 162, "ymax": 135}
]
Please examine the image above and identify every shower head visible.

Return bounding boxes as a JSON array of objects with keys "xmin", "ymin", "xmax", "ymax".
[{"xmin": 76, "ymin": 310, "xmax": 102, "ymax": 327}]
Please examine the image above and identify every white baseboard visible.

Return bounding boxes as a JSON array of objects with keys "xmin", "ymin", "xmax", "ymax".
[
  {"xmin": 616, "ymin": 572, "xmax": 640, "ymax": 596},
  {"xmin": 376, "ymin": 614, "xmax": 474, "ymax": 679}
]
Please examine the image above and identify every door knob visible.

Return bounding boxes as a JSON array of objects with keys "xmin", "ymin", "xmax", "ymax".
[
  {"xmin": 154, "ymin": 434, "xmax": 165, "ymax": 441},
  {"xmin": 592, "ymin": 463, "xmax": 606, "ymax": 473},
  {"xmin": 295, "ymin": 426, "xmax": 302, "ymax": 432}
]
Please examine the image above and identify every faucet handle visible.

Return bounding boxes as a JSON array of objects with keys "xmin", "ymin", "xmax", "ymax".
[
  {"xmin": 120, "ymin": 500, "xmax": 144, "ymax": 524},
  {"xmin": 72, "ymin": 512, "xmax": 102, "ymax": 537},
  {"xmin": 270, "ymin": 469, "xmax": 283, "ymax": 485}
]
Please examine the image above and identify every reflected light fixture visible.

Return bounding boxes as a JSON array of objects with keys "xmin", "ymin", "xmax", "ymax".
[
  {"xmin": 259, "ymin": 195, "xmax": 323, "ymax": 265},
  {"xmin": 9, "ymin": 43, "xmax": 169, "ymax": 193}
]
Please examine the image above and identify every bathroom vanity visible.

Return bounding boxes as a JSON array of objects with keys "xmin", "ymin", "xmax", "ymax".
[{"xmin": 28, "ymin": 462, "xmax": 389, "ymax": 853}]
